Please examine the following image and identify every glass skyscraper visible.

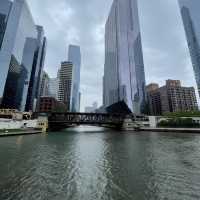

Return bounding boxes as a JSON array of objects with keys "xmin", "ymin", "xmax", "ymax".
[
  {"xmin": 0, "ymin": 0, "xmax": 12, "ymax": 50},
  {"xmin": 0, "ymin": 0, "xmax": 37, "ymax": 110},
  {"xmin": 179, "ymin": 0, "xmax": 200, "ymax": 97},
  {"xmin": 20, "ymin": 38, "xmax": 37, "ymax": 111},
  {"xmin": 0, "ymin": 0, "xmax": 46, "ymax": 111},
  {"xmin": 25, "ymin": 26, "xmax": 47, "ymax": 112},
  {"xmin": 68, "ymin": 45, "xmax": 81, "ymax": 112},
  {"xmin": 104, "ymin": 0, "xmax": 146, "ymax": 114},
  {"xmin": 40, "ymin": 71, "xmax": 50, "ymax": 97}
]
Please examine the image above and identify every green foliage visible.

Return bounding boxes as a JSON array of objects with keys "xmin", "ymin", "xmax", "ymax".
[
  {"xmin": 164, "ymin": 111, "xmax": 200, "ymax": 118},
  {"xmin": 158, "ymin": 117, "xmax": 200, "ymax": 128}
]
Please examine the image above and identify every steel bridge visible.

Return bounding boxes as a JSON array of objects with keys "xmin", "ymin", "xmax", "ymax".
[{"xmin": 48, "ymin": 112, "xmax": 127, "ymax": 131}]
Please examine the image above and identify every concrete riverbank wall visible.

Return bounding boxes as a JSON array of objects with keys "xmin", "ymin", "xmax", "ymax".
[{"xmin": 141, "ymin": 127, "xmax": 200, "ymax": 133}]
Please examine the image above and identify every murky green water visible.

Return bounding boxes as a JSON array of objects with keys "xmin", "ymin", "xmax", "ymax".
[{"xmin": 0, "ymin": 126, "xmax": 200, "ymax": 200}]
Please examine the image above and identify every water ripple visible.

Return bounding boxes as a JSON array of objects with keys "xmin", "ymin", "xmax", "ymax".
[{"xmin": 0, "ymin": 129, "xmax": 200, "ymax": 200}]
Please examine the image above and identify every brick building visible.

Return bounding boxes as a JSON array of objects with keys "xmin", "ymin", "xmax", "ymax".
[
  {"xmin": 146, "ymin": 80, "xmax": 198, "ymax": 115},
  {"xmin": 146, "ymin": 83, "xmax": 162, "ymax": 115},
  {"xmin": 38, "ymin": 97, "xmax": 67, "ymax": 113}
]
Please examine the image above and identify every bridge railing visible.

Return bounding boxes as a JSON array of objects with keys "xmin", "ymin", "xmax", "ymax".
[{"xmin": 48, "ymin": 112, "xmax": 127, "ymax": 125}]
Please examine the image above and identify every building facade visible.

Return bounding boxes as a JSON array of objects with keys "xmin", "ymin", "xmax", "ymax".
[
  {"xmin": 147, "ymin": 80, "xmax": 198, "ymax": 116},
  {"xmin": 58, "ymin": 61, "xmax": 73, "ymax": 111},
  {"xmin": 19, "ymin": 38, "xmax": 37, "ymax": 111},
  {"xmin": 40, "ymin": 71, "xmax": 49, "ymax": 97},
  {"xmin": 68, "ymin": 45, "xmax": 81, "ymax": 112},
  {"xmin": 0, "ymin": 0, "xmax": 46, "ymax": 112},
  {"xmin": 103, "ymin": 0, "xmax": 146, "ymax": 114},
  {"xmin": 25, "ymin": 26, "xmax": 47, "ymax": 112},
  {"xmin": 179, "ymin": 0, "xmax": 200, "ymax": 97},
  {"xmin": 146, "ymin": 83, "xmax": 162, "ymax": 116},
  {"xmin": 38, "ymin": 96, "xmax": 67, "ymax": 113},
  {"xmin": 0, "ymin": 0, "xmax": 37, "ymax": 110},
  {"xmin": 0, "ymin": 0, "xmax": 12, "ymax": 50},
  {"xmin": 48, "ymin": 78, "xmax": 59, "ymax": 99}
]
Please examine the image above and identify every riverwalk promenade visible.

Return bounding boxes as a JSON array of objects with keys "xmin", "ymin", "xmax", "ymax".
[{"xmin": 141, "ymin": 127, "xmax": 200, "ymax": 133}]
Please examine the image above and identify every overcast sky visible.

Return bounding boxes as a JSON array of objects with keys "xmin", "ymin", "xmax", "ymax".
[{"xmin": 28, "ymin": 0, "xmax": 197, "ymax": 111}]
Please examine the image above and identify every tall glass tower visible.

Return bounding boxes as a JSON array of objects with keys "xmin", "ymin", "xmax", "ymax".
[
  {"xmin": 179, "ymin": 0, "xmax": 200, "ymax": 97},
  {"xmin": 104, "ymin": 0, "xmax": 146, "ymax": 114},
  {"xmin": 0, "ymin": 0, "xmax": 46, "ymax": 111},
  {"xmin": 0, "ymin": 0, "xmax": 12, "ymax": 50},
  {"xmin": 68, "ymin": 45, "xmax": 81, "ymax": 112},
  {"xmin": 25, "ymin": 26, "xmax": 47, "ymax": 112},
  {"xmin": 0, "ymin": 0, "xmax": 38, "ymax": 110}
]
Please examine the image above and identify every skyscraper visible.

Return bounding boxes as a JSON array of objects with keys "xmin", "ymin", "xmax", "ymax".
[
  {"xmin": 0, "ymin": 0, "xmax": 38, "ymax": 110},
  {"xmin": 68, "ymin": 45, "xmax": 81, "ymax": 112},
  {"xmin": 179, "ymin": 0, "xmax": 200, "ymax": 97},
  {"xmin": 0, "ymin": 0, "xmax": 12, "ymax": 50},
  {"xmin": 48, "ymin": 78, "xmax": 59, "ymax": 99},
  {"xmin": 103, "ymin": 0, "xmax": 146, "ymax": 114},
  {"xmin": 25, "ymin": 26, "xmax": 47, "ymax": 112},
  {"xmin": 40, "ymin": 71, "xmax": 49, "ymax": 97},
  {"xmin": 58, "ymin": 61, "xmax": 73, "ymax": 111},
  {"xmin": 20, "ymin": 38, "xmax": 37, "ymax": 111},
  {"xmin": 0, "ymin": 0, "xmax": 46, "ymax": 111}
]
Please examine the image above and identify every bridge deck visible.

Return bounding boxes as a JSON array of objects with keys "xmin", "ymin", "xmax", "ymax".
[{"xmin": 48, "ymin": 112, "xmax": 127, "ymax": 130}]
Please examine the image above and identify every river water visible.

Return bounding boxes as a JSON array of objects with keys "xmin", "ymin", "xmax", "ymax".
[{"xmin": 0, "ymin": 127, "xmax": 200, "ymax": 200}]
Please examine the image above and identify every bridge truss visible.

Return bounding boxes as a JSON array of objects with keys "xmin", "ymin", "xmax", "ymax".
[{"xmin": 48, "ymin": 112, "xmax": 127, "ymax": 130}]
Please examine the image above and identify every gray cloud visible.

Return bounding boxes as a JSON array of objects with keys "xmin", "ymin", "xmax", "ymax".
[
  {"xmin": 139, "ymin": 0, "xmax": 196, "ymax": 87},
  {"xmin": 27, "ymin": 0, "xmax": 198, "ymax": 111}
]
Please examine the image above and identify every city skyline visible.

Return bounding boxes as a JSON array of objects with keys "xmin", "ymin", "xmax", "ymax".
[
  {"xmin": 1, "ymin": 1, "xmax": 200, "ymax": 198},
  {"xmin": 27, "ymin": 0, "xmax": 198, "ymax": 111}
]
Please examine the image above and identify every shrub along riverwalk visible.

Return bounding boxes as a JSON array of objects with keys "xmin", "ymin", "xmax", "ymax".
[
  {"xmin": 142, "ymin": 111, "xmax": 200, "ymax": 133},
  {"xmin": 158, "ymin": 117, "xmax": 200, "ymax": 128}
]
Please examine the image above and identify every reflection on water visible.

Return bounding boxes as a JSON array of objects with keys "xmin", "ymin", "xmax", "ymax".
[{"xmin": 0, "ymin": 126, "xmax": 200, "ymax": 200}]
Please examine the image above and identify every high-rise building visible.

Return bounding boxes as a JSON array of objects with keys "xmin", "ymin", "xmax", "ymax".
[
  {"xmin": 38, "ymin": 96, "xmax": 67, "ymax": 113},
  {"xmin": 146, "ymin": 80, "xmax": 198, "ymax": 115},
  {"xmin": 25, "ymin": 26, "xmax": 47, "ymax": 112},
  {"xmin": 179, "ymin": 0, "xmax": 200, "ymax": 97},
  {"xmin": 0, "ymin": 0, "xmax": 12, "ymax": 50},
  {"xmin": 20, "ymin": 38, "xmax": 37, "ymax": 111},
  {"xmin": 40, "ymin": 71, "xmax": 49, "ymax": 97},
  {"xmin": 0, "ymin": 0, "xmax": 38, "ymax": 110},
  {"xmin": 58, "ymin": 61, "xmax": 73, "ymax": 111},
  {"xmin": 0, "ymin": 0, "xmax": 46, "ymax": 112},
  {"xmin": 103, "ymin": 0, "xmax": 146, "ymax": 114},
  {"xmin": 68, "ymin": 45, "xmax": 81, "ymax": 112},
  {"xmin": 48, "ymin": 78, "xmax": 59, "ymax": 99},
  {"xmin": 146, "ymin": 83, "xmax": 162, "ymax": 116}
]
